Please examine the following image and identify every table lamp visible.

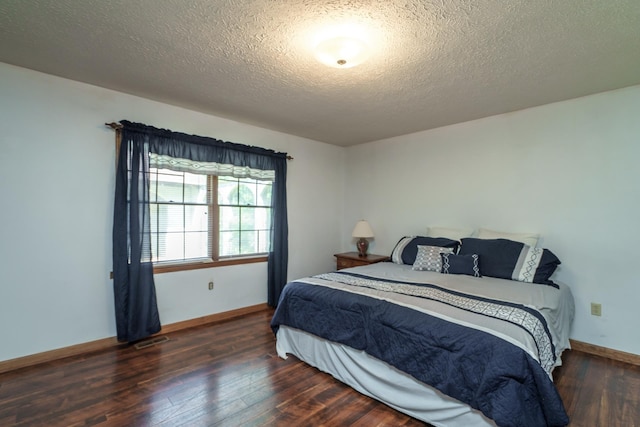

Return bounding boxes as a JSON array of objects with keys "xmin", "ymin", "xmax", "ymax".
[{"xmin": 352, "ymin": 220, "xmax": 374, "ymax": 257}]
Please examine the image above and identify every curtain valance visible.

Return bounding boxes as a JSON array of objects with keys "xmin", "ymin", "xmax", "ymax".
[
  {"xmin": 148, "ymin": 153, "xmax": 276, "ymax": 181},
  {"xmin": 120, "ymin": 120, "xmax": 288, "ymax": 169}
]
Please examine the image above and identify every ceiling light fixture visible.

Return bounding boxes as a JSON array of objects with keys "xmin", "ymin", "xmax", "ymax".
[{"xmin": 314, "ymin": 36, "xmax": 370, "ymax": 68}]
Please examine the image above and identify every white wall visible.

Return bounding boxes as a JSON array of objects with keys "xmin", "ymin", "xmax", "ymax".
[
  {"xmin": 344, "ymin": 85, "xmax": 640, "ymax": 356},
  {"xmin": 0, "ymin": 63, "xmax": 345, "ymax": 362},
  {"xmin": 2, "ymin": 60, "xmax": 638, "ymax": 362}
]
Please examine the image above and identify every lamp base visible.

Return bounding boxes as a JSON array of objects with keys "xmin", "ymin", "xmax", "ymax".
[{"xmin": 356, "ymin": 238, "xmax": 369, "ymax": 257}]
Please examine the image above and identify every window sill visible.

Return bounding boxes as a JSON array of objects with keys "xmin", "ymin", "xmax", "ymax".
[
  {"xmin": 153, "ymin": 256, "xmax": 268, "ymax": 274},
  {"xmin": 109, "ymin": 256, "xmax": 268, "ymax": 279}
]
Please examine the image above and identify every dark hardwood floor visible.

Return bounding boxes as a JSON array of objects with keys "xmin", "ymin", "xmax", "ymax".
[{"xmin": 0, "ymin": 309, "xmax": 638, "ymax": 426}]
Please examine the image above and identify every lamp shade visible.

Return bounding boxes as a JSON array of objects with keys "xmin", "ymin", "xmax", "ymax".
[{"xmin": 352, "ymin": 220, "xmax": 374, "ymax": 238}]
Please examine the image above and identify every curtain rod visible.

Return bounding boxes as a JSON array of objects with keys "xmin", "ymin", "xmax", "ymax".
[
  {"xmin": 105, "ymin": 122, "xmax": 293, "ymax": 160},
  {"xmin": 106, "ymin": 122, "xmax": 123, "ymax": 130}
]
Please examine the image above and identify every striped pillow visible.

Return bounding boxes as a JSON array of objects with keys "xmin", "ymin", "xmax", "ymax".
[
  {"xmin": 459, "ymin": 238, "xmax": 560, "ymax": 287},
  {"xmin": 390, "ymin": 236, "xmax": 459, "ymax": 265}
]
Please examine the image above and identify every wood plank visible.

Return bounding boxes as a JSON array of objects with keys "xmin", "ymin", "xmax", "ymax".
[
  {"xmin": 570, "ymin": 339, "xmax": 640, "ymax": 366},
  {"xmin": 1, "ymin": 309, "xmax": 639, "ymax": 426},
  {"xmin": 0, "ymin": 303, "xmax": 268, "ymax": 374},
  {"xmin": 554, "ymin": 348, "xmax": 640, "ymax": 427}
]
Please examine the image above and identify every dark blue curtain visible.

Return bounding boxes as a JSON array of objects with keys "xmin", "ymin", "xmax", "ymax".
[
  {"xmin": 267, "ymin": 158, "xmax": 288, "ymax": 306},
  {"xmin": 113, "ymin": 121, "xmax": 289, "ymax": 340},
  {"xmin": 113, "ymin": 129, "xmax": 161, "ymax": 342}
]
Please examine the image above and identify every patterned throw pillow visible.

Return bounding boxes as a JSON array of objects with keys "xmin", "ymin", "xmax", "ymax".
[
  {"xmin": 412, "ymin": 245, "xmax": 454, "ymax": 272},
  {"xmin": 441, "ymin": 253, "xmax": 481, "ymax": 277}
]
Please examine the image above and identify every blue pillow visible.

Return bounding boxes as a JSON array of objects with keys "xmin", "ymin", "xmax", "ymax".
[
  {"xmin": 458, "ymin": 238, "xmax": 560, "ymax": 287},
  {"xmin": 391, "ymin": 236, "xmax": 460, "ymax": 265},
  {"xmin": 441, "ymin": 253, "xmax": 481, "ymax": 277}
]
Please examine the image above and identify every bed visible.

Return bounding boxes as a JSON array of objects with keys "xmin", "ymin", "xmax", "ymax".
[{"xmin": 271, "ymin": 236, "xmax": 574, "ymax": 427}]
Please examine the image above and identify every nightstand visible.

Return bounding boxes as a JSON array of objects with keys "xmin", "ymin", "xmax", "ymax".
[{"xmin": 334, "ymin": 252, "xmax": 390, "ymax": 270}]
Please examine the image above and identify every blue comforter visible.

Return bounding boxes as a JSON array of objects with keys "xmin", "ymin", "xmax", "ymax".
[{"xmin": 271, "ymin": 275, "xmax": 569, "ymax": 427}]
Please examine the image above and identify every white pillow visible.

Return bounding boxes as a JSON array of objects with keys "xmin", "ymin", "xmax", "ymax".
[
  {"xmin": 426, "ymin": 227, "xmax": 474, "ymax": 241},
  {"xmin": 475, "ymin": 228, "xmax": 539, "ymax": 247}
]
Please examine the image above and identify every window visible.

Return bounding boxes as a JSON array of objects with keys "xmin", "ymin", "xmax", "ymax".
[{"xmin": 148, "ymin": 167, "xmax": 272, "ymax": 268}]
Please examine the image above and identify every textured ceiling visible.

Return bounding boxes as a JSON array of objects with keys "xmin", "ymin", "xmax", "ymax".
[{"xmin": 1, "ymin": 0, "xmax": 639, "ymax": 146}]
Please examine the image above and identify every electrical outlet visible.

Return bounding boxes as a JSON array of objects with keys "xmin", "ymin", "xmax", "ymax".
[
  {"xmin": 590, "ymin": 302, "xmax": 602, "ymax": 316},
  {"xmin": 208, "ymin": 281, "xmax": 214, "ymax": 290}
]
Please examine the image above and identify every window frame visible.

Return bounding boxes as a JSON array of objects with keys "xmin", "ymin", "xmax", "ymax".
[
  {"xmin": 148, "ymin": 171, "xmax": 271, "ymax": 274},
  {"xmin": 152, "ymin": 254, "xmax": 268, "ymax": 274}
]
